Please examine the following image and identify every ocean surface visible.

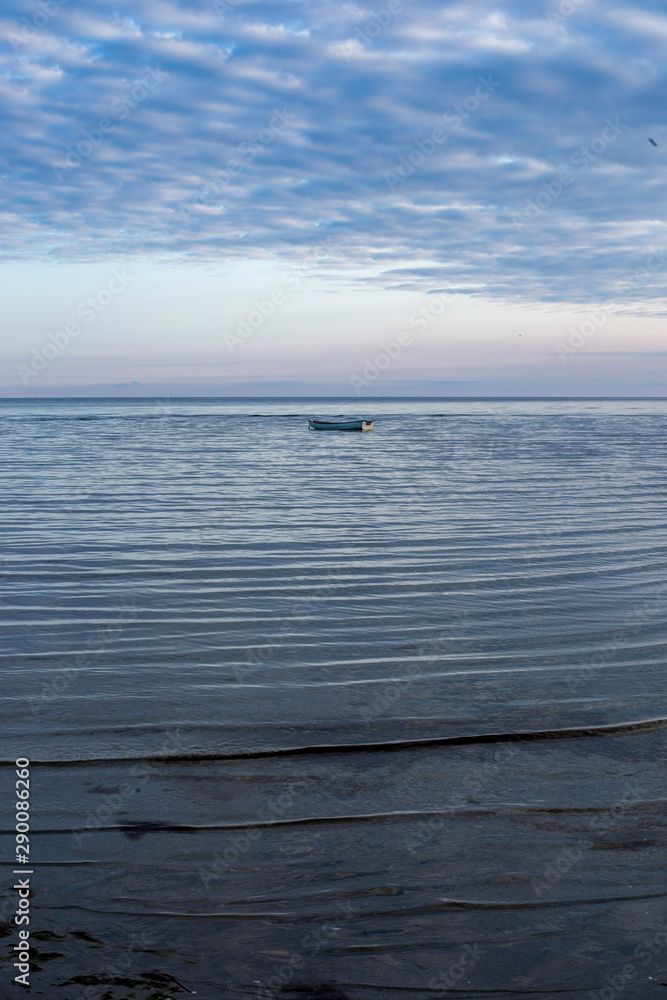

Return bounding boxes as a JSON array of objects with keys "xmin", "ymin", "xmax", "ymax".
[{"xmin": 1, "ymin": 397, "xmax": 666, "ymax": 999}]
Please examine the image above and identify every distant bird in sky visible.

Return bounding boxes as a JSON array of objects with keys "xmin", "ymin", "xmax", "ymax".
[{"xmin": 649, "ymin": 137, "xmax": 658, "ymax": 147}]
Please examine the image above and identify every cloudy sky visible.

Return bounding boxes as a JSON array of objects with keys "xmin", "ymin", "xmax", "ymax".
[{"xmin": 2, "ymin": 0, "xmax": 667, "ymax": 395}]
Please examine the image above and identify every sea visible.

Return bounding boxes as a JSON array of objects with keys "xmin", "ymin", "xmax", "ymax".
[{"xmin": 1, "ymin": 397, "xmax": 666, "ymax": 999}]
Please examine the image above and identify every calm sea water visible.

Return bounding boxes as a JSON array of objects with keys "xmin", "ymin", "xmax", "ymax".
[{"xmin": 1, "ymin": 398, "xmax": 666, "ymax": 998}]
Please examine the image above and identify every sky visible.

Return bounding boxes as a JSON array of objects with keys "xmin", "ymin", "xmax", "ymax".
[{"xmin": 2, "ymin": 0, "xmax": 667, "ymax": 396}]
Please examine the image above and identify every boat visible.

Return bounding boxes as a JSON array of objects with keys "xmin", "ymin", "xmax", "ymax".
[{"xmin": 308, "ymin": 418, "xmax": 375, "ymax": 432}]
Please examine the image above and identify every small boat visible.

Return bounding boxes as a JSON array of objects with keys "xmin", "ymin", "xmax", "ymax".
[{"xmin": 308, "ymin": 418, "xmax": 375, "ymax": 432}]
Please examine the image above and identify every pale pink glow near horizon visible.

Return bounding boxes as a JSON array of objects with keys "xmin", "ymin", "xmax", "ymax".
[{"xmin": 2, "ymin": 260, "xmax": 665, "ymax": 397}]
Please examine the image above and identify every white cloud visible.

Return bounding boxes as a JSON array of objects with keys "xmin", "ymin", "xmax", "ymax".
[{"xmin": 1, "ymin": 0, "xmax": 666, "ymax": 309}]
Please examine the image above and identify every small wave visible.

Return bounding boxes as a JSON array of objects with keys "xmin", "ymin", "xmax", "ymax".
[
  {"xmin": 12, "ymin": 716, "xmax": 667, "ymax": 766},
  {"xmin": 45, "ymin": 889, "xmax": 667, "ymax": 920}
]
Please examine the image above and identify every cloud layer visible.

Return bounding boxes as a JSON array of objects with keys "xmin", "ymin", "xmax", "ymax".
[{"xmin": 3, "ymin": 0, "xmax": 667, "ymax": 304}]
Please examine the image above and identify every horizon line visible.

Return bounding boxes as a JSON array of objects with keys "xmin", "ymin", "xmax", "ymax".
[{"xmin": 3, "ymin": 395, "xmax": 667, "ymax": 402}]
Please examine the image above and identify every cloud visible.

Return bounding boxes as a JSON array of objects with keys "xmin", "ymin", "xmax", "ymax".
[{"xmin": 2, "ymin": 0, "xmax": 667, "ymax": 306}]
